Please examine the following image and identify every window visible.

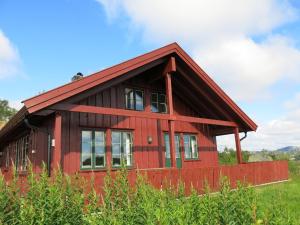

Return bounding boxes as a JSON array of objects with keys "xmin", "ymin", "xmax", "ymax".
[
  {"xmin": 183, "ymin": 134, "xmax": 198, "ymax": 159},
  {"xmin": 125, "ymin": 88, "xmax": 144, "ymax": 111},
  {"xmin": 15, "ymin": 135, "xmax": 29, "ymax": 171},
  {"xmin": 81, "ymin": 130, "xmax": 105, "ymax": 169},
  {"xmin": 5, "ymin": 145, "xmax": 10, "ymax": 168},
  {"xmin": 112, "ymin": 131, "xmax": 133, "ymax": 167},
  {"xmin": 151, "ymin": 92, "xmax": 167, "ymax": 113}
]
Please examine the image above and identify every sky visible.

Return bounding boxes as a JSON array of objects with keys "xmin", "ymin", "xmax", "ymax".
[{"xmin": 1, "ymin": 0, "xmax": 300, "ymax": 150}]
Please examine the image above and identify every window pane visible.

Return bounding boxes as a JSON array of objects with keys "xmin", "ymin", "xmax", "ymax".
[
  {"xmin": 158, "ymin": 94, "xmax": 166, "ymax": 103},
  {"xmin": 190, "ymin": 136, "xmax": 198, "ymax": 158},
  {"xmin": 112, "ymin": 157, "xmax": 121, "ymax": 167},
  {"xmin": 82, "ymin": 154, "xmax": 92, "ymax": 167},
  {"xmin": 164, "ymin": 134, "xmax": 170, "ymax": 159},
  {"xmin": 81, "ymin": 131, "xmax": 92, "ymax": 168},
  {"xmin": 175, "ymin": 135, "xmax": 180, "ymax": 158},
  {"xmin": 158, "ymin": 103, "xmax": 167, "ymax": 113},
  {"xmin": 123, "ymin": 132, "xmax": 132, "ymax": 166},
  {"xmin": 125, "ymin": 88, "xmax": 134, "ymax": 109},
  {"xmin": 151, "ymin": 93, "xmax": 159, "ymax": 112},
  {"xmin": 95, "ymin": 156, "xmax": 105, "ymax": 167},
  {"xmin": 135, "ymin": 90, "xmax": 144, "ymax": 111},
  {"xmin": 151, "ymin": 93, "xmax": 158, "ymax": 102},
  {"xmin": 112, "ymin": 142, "xmax": 121, "ymax": 166},
  {"xmin": 112, "ymin": 131, "xmax": 133, "ymax": 167},
  {"xmin": 151, "ymin": 102, "xmax": 159, "ymax": 112},
  {"xmin": 95, "ymin": 131, "xmax": 105, "ymax": 167},
  {"xmin": 112, "ymin": 132, "xmax": 121, "ymax": 144},
  {"xmin": 184, "ymin": 135, "xmax": 191, "ymax": 159}
]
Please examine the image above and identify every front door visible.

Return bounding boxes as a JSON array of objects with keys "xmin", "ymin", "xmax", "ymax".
[{"xmin": 164, "ymin": 133, "xmax": 182, "ymax": 168}]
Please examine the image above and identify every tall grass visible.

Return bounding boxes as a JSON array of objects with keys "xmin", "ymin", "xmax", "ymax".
[{"xmin": 0, "ymin": 163, "xmax": 297, "ymax": 225}]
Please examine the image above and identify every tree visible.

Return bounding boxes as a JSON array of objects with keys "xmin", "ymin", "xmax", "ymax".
[{"xmin": 0, "ymin": 99, "xmax": 18, "ymax": 122}]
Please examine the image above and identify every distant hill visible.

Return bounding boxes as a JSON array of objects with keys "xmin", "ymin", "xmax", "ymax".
[{"xmin": 277, "ymin": 146, "xmax": 300, "ymax": 153}]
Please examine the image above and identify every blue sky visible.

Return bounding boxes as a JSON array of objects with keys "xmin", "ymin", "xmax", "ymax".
[{"xmin": 1, "ymin": 0, "xmax": 300, "ymax": 150}]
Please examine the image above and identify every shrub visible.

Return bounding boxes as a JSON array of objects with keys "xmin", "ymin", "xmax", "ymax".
[{"xmin": 0, "ymin": 163, "xmax": 297, "ymax": 225}]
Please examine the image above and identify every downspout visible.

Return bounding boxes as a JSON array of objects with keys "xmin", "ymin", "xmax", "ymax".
[
  {"xmin": 24, "ymin": 118, "xmax": 51, "ymax": 176},
  {"xmin": 240, "ymin": 132, "xmax": 247, "ymax": 142}
]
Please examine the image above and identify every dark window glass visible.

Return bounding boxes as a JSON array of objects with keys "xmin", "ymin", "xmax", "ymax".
[
  {"xmin": 125, "ymin": 88, "xmax": 135, "ymax": 110},
  {"xmin": 151, "ymin": 93, "xmax": 159, "ymax": 112},
  {"xmin": 151, "ymin": 92, "xmax": 167, "ymax": 113},
  {"xmin": 125, "ymin": 88, "xmax": 144, "ymax": 111},
  {"xmin": 135, "ymin": 90, "xmax": 144, "ymax": 111}
]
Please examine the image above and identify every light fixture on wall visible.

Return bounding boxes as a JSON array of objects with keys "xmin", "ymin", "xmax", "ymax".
[{"xmin": 147, "ymin": 136, "xmax": 153, "ymax": 144}]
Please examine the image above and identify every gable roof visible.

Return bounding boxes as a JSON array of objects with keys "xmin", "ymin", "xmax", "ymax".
[{"xmin": 1, "ymin": 43, "xmax": 257, "ymax": 141}]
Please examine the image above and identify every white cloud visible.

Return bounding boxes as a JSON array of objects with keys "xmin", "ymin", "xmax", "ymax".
[
  {"xmin": 218, "ymin": 94, "xmax": 300, "ymax": 150},
  {"xmin": 196, "ymin": 35, "xmax": 300, "ymax": 101},
  {"xmin": 97, "ymin": 0, "xmax": 300, "ymax": 149},
  {"xmin": 97, "ymin": 0, "xmax": 300, "ymax": 101},
  {"xmin": 0, "ymin": 30, "xmax": 22, "ymax": 79}
]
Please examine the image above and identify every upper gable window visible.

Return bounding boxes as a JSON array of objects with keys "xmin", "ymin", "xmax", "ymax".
[
  {"xmin": 125, "ymin": 88, "xmax": 144, "ymax": 111},
  {"xmin": 151, "ymin": 92, "xmax": 167, "ymax": 113}
]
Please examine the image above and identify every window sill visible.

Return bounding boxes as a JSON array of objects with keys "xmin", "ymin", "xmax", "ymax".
[
  {"xmin": 79, "ymin": 168, "xmax": 107, "ymax": 173},
  {"xmin": 184, "ymin": 158, "xmax": 201, "ymax": 162},
  {"xmin": 79, "ymin": 166, "xmax": 135, "ymax": 172},
  {"xmin": 111, "ymin": 166, "xmax": 134, "ymax": 170}
]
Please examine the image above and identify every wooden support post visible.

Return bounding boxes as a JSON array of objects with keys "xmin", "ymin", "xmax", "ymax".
[
  {"xmin": 165, "ymin": 72, "xmax": 176, "ymax": 168},
  {"xmin": 53, "ymin": 112, "xmax": 62, "ymax": 170},
  {"xmin": 234, "ymin": 127, "xmax": 243, "ymax": 164}
]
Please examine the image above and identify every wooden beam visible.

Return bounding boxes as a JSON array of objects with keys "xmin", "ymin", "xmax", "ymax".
[
  {"xmin": 168, "ymin": 120, "xmax": 176, "ymax": 167},
  {"xmin": 176, "ymin": 115, "xmax": 237, "ymax": 127},
  {"xmin": 53, "ymin": 112, "xmax": 62, "ymax": 170},
  {"xmin": 163, "ymin": 57, "xmax": 176, "ymax": 75},
  {"xmin": 165, "ymin": 73, "xmax": 174, "ymax": 115},
  {"xmin": 51, "ymin": 104, "xmax": 172, "ymax": 120},
  {"xmin": 234, "ymin": 127, "xmax": 243, "ymax": 164},
  {"xmin": 50, "ymin": 104, "xmax": 237, "ymax": 127}
]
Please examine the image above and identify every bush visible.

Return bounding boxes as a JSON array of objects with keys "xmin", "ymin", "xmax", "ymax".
[{"xmin": 0, "ymin": 163, "xmax": 297, "ymax": 225}]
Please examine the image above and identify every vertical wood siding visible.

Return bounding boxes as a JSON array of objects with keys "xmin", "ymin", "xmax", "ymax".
[{"xmin": 60, "ymin": 81, "xmax": 218, "ymax": 173}]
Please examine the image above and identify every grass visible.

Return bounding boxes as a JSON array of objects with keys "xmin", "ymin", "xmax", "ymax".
[{"xmin": 256, "ymin": 161, "xmax": 300, "ymax": 223}]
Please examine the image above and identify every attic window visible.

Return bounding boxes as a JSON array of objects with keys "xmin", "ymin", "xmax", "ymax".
[
  {"xmin": 151, "ymin": 92, "xmax": 167, "ymax": 113},
  {"xmin": 125, "ymin": 88, "xmax": 144, "ymax": 111}
]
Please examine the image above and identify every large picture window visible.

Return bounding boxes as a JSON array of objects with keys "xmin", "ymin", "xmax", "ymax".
[
  {"xmin": 151, "ymin": 92, "xmax": 167, "ymax": 113},
  {"xmin": 183, "ymin": 134, "xmax": 198, "ymax": 159},
  {"xmin": 125, "ymin": 88, "xmax": 144, "ymax": 111},
  {"xmin": 81, "ymin": 130, "xmax": 105, "ymax": 169},
  {"xmin": 15, "ymin": 135, "xmax": 29, "ymax": 171},
  {"xmin": 112, "ymin": 131, "xmax": 133, "ymax": 167}
]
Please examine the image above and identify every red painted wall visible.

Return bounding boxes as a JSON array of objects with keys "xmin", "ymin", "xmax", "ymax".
[{"xmin": 59, "ymin": 80, "xmax": 218, "ymax": 174}]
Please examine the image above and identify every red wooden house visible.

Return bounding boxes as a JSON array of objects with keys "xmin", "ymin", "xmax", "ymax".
[{"xmin": 0, "ymin": 43, "xmax": 288, "ymax": 191}]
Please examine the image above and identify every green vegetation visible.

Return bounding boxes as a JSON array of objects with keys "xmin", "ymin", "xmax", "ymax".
[
  {"xmin": 0, "ymin": 100, "xmax": 17, "ymax": 122},
  {"xmin": 218, "ymin": 147, "xmax": 250, "ymax": 165},
  {"xmin": 0, "ymin": 162, "xmax": 298, "ymax": 225},
  {"xmin": 256, "ymin": 161, "xmax": 300, "ymax": 223}
]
